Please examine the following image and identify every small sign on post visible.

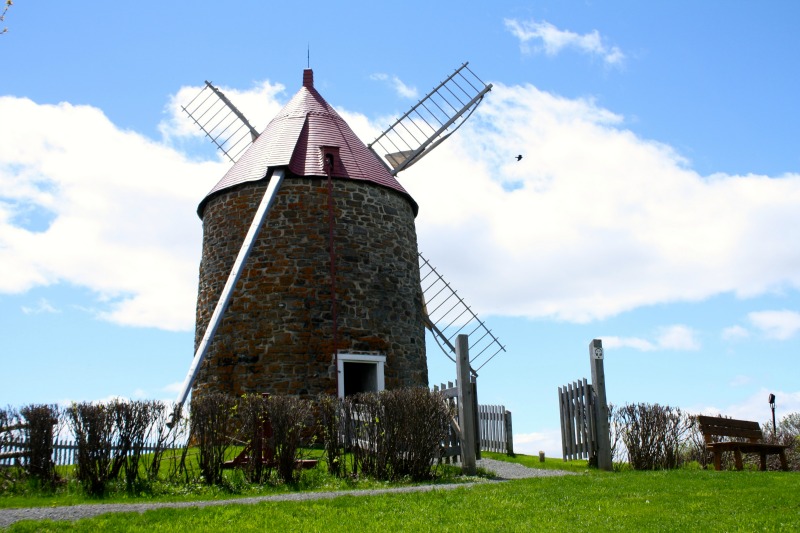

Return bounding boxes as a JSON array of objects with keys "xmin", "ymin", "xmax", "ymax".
[{"xmin": 589, "ymin": 339, "xmax": 613, "ymax": 471}]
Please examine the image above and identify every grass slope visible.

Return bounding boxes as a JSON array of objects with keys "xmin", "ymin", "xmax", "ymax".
[{"xmin": 6, "ymin": 456, "xmax": 799, "ymax": 532}]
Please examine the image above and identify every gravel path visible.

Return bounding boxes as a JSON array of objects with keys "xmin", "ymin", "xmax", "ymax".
[{"xmin": 0, "ymin": 459, "xmax": 575, "ymax": 528}]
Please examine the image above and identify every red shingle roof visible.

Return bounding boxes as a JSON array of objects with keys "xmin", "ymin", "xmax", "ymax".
[{"xmin": 198, "ymin": 69, "xmax": 418, "ymax": 216}]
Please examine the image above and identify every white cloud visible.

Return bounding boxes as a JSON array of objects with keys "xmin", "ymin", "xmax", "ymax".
[
  {"xmin": 722, "ymin": 325, "xmax": 750, "ymax": 341},
  {"xmin": 601, "ymin": 325, "xmax": 699, "ymax": 352},
  {"xmin": 601, "ymin": 336, "xmax": 656, "ymax": 351},
  {"xmin": 748, "ymin": 310, "xmax": 800, "ymax": 340},
  {"xmin": 162, "ymin": 381, "xmax": 184, "ymax": 394},
  {"xmin": 656, "ymin": 325, "xmax": 700, "ymax": 351},
  {"xmin": 514, "ymin": 428, "xmax": 563, "ymax": 459},
  {"xmin": 21, "ymin": 297, "xmax": 60, "ymax": 315},
  {"xmin": 400, "ymin": 82, "xmax": 800, "ymax": 323},
  {"xmin": 0, "ymin": 96, "xmax": 228, "ymax": 331},
  {"xmin": 4, "ymin": 78, "xmax": 800, "ymax": 333},
  {"xmin": 369, "ymin": 73, "xmax": 419, "ymax": 99},
  {"xmin": 505, "ymin": 18, "xmax": 625, "ymax": 66},
  {"xmin": 159, "ymin": 80, "xmax": 286, "ymax": 145},
  {"xmin": 696, "ymin": 388, "xmax": 800, "ymax": 423}
]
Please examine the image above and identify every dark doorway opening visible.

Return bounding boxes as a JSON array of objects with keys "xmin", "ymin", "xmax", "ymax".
[{"xmin": 343, "ymin": 362, "xmax": 378, "ymax": 397}]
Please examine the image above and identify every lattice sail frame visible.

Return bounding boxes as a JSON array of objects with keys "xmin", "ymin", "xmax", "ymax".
[
  {"xmin": 419, "ymin": 253, "xmax": 506, "ymax": 373},
  {"xmin": 368, "ymin": 62, "xmax": 492, "ymax": 175},
  {"xmin": 181, "ymin": 81, "xmax": 259, "ymax": 163}
]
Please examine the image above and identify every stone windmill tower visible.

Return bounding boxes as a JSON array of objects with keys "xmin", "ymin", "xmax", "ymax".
[{"xmin": 173, "ymin": 64, "xmax": 501, "ymax": 408}]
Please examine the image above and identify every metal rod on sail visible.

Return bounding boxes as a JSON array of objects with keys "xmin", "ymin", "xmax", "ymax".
[{"xmin": 204, "ymin": 81, "xmax": 260, "ymax": 142}]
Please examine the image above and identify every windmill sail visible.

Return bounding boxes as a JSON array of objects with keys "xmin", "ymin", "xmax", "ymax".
[
  {"xmin": 367, "ymin": 62, "xmax": 492, "ymax": 175},
  {"xmin": 181, "ymin": 81, "xmax": 259, "ymax": 163},
  {"xmin": 419, "ymin": 252, "xmax": 506, "ymax": 373}
]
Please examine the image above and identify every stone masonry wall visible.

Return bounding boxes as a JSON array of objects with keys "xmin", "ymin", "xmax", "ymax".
[{"xmin": 193, "ymin": 174, "xmax": 427, "ymax": 398}]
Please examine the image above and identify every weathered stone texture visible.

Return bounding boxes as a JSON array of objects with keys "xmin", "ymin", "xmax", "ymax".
[{"xmin": 193, "ymin": 174, "xmax": 427, "ymax": 398}]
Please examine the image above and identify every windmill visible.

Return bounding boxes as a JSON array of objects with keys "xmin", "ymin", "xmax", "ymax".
[{"xmin": 173, "ymin": 63, "xmax": 505, "ymax": 412}]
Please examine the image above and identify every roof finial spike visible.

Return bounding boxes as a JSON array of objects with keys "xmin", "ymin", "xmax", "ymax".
[{"xmin": 307, "ymin": 43, "xmax": 310, "ymax": 69}]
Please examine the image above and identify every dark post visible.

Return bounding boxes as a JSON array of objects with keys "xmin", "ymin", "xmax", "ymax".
[
  {"xmin": 589, "ymin": 339, "xmax": 613, "ymax": 471},
  {"xmin": 505, "ymin": 410, "xmax": 514, "ymax": 456},
  {"xmin": 769, "ymin": 393, "xmax": 776, "ymax": 434}
]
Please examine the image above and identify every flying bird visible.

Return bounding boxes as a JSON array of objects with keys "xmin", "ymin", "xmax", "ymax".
[{"xmin": 515, "ymin": 155, "xmax": 523, "ymax": 161}]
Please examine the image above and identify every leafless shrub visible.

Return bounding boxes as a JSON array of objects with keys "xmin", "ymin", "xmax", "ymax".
[
  {"xmin": 0, "ymin": 406, "xmax": 23, "ymax": 488},
  {"xmin": 382, "ymin": 387, "xmax": 451, "ymax": 480},
  {"xmin": 67, "ymin": 402, "xmax": 116, "ymax": 496},
  {"xmin": 190, "ymin": 392, "xmax": 236, "ymax": 485},
  {"xmin": 341, "ymin": 388, "xmax": 452, "ymax": 481},
  {"xmin": 109, "ymin": 400, "xmax": 161, "ymax": 489},
  {"xmin": 345, "ymin": 392, "xmax": 388, "ymax": 479},
  {"xmin": 317, "ymin": 394, "xmax": 347, "ymax": 477},
  {"xmin": 19, "ymin": 404, "xmax": 58, "ymax": 486},
  {"xmin": 266, "ymin": 395, "xmax": 313, "ymax": 484},
  {"xmin": 761, "ymin": 412, "xmax": 800, "ymax": 471},
  {"xmin": 614, "ymin": 403, "xmax": 692, "ymax": 470},
  {"xmin": 237, "ymin": 394, "xmax": 271, "ymax": 483},
  {"xmin": 0, "ymin": 406, "xmax": 20, "ymax": 458},
  {"xmin": 140, "ymin": 401, "xmax": 184, "ymax": 481},
  {"xmin": 681, "ymin": 415, "xmax": 712, "ymax": 467}
]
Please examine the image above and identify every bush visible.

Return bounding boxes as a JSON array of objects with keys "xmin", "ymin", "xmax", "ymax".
[
  {"xmin": 340, "ymin": 388, "xmax": 452, "ymax": 481},
  {"xmin": 381, "ymin": 388, "xmax": 452, "ymax": 480},
  {"xmin": 143, "ymin": 401, "xmax": 186, "ymax": 482},
  {"xmin": 236, "ymin": 394, "xmax": 271, "ymax": 483},
  {"xmin": 19, "ymin": 404, "xmax": 58, "ymax": 487},
  {"xmin": 317, "ymin": 394, "xmax": 346, "ymax": 478},
  {"xmin": 67, "ymin": 402, "xmax": 116, "ymax": 496},
  {"xmin": 266, "ymin": 395, "xmax": 313, "ymax": 484},
  {"xmin": 110, "ymin": 399, "xmax": 160, "ymax": 490},
  {"xmin": 613, "ymin": 403, "xmax": 691, "ymax": 470},
  {"xmin": 190, "ymin": 392, "xmax": 237, "ymax": 485},
  {"xmin": 761, "ymin": 413, "xmax": 800, "ymax": 471}
]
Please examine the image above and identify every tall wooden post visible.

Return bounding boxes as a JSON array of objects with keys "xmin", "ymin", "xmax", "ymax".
[
  {"xmin": 456, "ymin": 334, "xmax": 477, "ymax": 475},
  {"xmin": 504, "ymin": 410, "xmax": 514, "ymax": 456},
  {"xmin": 589, "ymin": 339, "xmax": 613, "ymax": 471}
]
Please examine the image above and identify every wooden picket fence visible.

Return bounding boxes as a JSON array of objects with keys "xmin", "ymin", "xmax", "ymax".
[
  {"xmin": 478, "ymin": 404, "xmax": 513, "ymax": 454},
  {"xmin": 558, "ymin": 377, "xmax": 596, "ymax": 461},
  {"xmin": 432, "ymin": 381, "xmax": 513, "ymax": 459},
  {"xmin": 0, "ymin": 439, "xmax": 185, "ymax": 467},
  {"xmin": 432, "ymin": 381, "xmax": 465, "ymax": 462}
]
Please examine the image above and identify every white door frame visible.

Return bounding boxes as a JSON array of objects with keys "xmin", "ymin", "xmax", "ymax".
[{"xmin": 337, "ymin": 353, "xmax": 386, "ymax": 398}]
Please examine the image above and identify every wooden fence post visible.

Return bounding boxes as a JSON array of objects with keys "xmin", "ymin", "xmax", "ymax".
[
  {"xmin": 456, "ymin": 334, "xmax": 477, "ymax": 475},
  {"xmin": 472, "ymin": 376, "xmax": 481, "ymax": 461},
  {"xmin": 504, "ymin": 410, "xmax": 514, "ymax": 455},
  {"xmin": 589, "ymin": 339, "xmax": 613, "ymax": 471}
]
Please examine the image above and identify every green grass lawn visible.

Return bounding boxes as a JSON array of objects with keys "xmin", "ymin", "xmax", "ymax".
[{"xmin": 5, "ymin": 454, "xmax": 799, "ymax": 532}]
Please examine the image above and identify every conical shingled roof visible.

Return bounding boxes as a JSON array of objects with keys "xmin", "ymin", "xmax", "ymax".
[{"xmin": 198, "ymin": 69, "xmax": 418, "ymax": 216}]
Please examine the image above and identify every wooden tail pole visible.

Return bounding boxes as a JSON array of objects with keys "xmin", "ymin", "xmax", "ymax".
[
  {"xmin": 589, "ymin": 339, "xmax": 613, "ymax": 471},
  {"xmin": 170, "ymin": 169, "xmax": 286, "ymax": 423},
  {"xmin": 456, "ymin": 334, "xmax": 477, "ymax": 475}
]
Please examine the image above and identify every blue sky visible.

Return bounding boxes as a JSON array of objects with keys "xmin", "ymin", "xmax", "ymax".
[{"xmin": 2, "ymin": 1, "xmax": 799, "ymax": 457}]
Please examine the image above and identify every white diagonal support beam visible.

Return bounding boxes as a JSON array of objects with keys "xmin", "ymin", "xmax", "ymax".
[{"xmin": 173, "ymin": 169, "xmax": 286, "ymax": 410}]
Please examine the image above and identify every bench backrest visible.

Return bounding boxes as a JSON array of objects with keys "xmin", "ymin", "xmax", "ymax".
[{"xmin": 696, "ymin": 415, "xmax": 763, "ymax": 444}]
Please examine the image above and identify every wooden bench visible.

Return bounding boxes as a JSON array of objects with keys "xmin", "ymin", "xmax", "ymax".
[{"xmin": 697, "ymin": 415, "xmax": 789, "ymax": 471}]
